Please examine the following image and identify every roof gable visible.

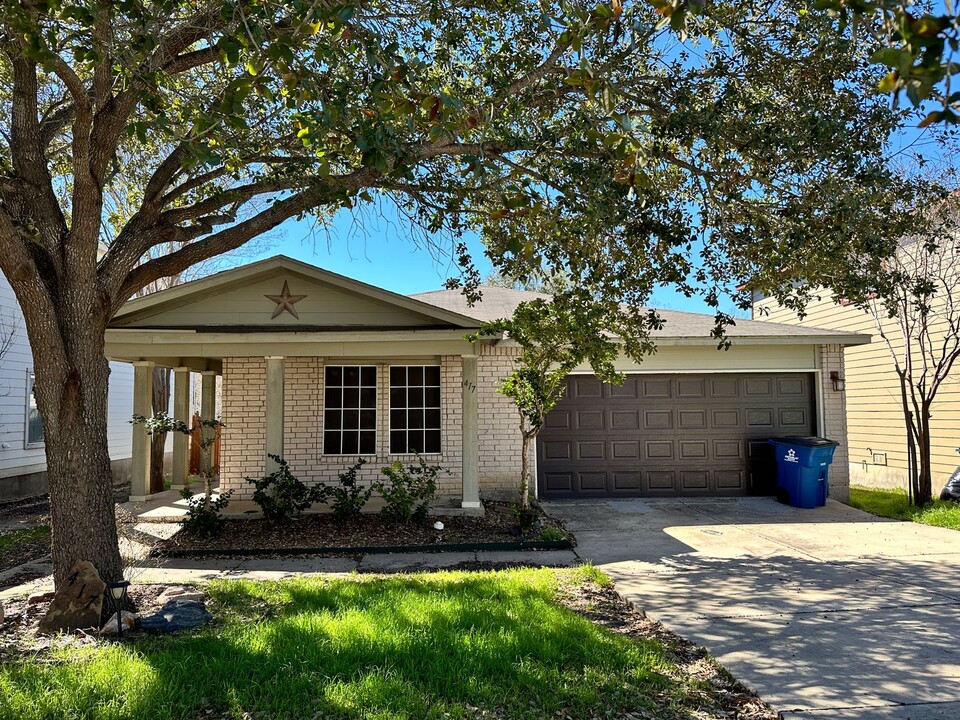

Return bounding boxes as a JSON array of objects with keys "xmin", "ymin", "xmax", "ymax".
[{"xmin": 110, "ymin": 256, "xmax": 481, "ymax": 330}]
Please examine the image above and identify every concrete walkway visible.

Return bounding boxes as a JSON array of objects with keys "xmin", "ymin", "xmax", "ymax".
[
  {"xmin": 545, "ymin": 497, "xmax": 960, "ymax": 720},
  {"xmin": 0, "ymin": 548, "xmax": 579, "ymax": 602}
]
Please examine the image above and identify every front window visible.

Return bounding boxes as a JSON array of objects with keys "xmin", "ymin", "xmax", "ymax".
[
  {"xmin": 323, "ymin": 366, "xmax": 376, "ymax": 455},
  {"xmin": 25, "ymin": 371, "xmax": 44, "ymax": 448},
  {"xmin": 390, "ymin": 366, "xmax": 441, "ymax": 454}
]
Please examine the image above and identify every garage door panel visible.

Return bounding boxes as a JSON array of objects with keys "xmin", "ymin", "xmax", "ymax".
[
  {"xmin": 679, "ymin": 440, "xmax": 708, "ymax": 459},
  {"xmin": 611, "ymin": 410, "xmax": 639, "ymax": 430},
  {"xmin": 644, "ymin": 410, "xmax": 673, "ymax": 430},
  {"xmin": 574, "ymin": 378, "xmax": 602, "ymax": 398},
  {"xmin": 746, "ymin": 408, "xmax": 774, "ymax": 427},
  {"xmin": 779, "ymin": 408, "xmax": 809, "ymax": 427},
  {"xmin": 678, "ymin": 409, "xmax": 706, "ymax": 429},
  {"xmin": 538, "ymin": 372, "xmax": 815, "ymax": 498},
  {"xmin": 677, "ymin": 378, "xmax": 706, "ymax": 398},
  {"xmin": 681, "ymin": 470, "xmax": 709, "ymax": 490},
  {"xmin": 645, "ymin": 440, "xmax": 674, "ymax": 459}
]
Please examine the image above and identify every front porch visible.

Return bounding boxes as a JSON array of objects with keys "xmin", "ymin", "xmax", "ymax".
[{"xmin": 107, "ymin": 257, "xmax": 493, "ymax": 511}]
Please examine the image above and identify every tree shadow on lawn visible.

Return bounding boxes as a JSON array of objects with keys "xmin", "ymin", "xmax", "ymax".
[{"xmin": 1, "ymin": 571, "xmax": 696, "ymax": 720}]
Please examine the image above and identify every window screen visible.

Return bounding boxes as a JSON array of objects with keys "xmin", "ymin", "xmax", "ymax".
[
  {"xmin": 323, "ymin": 366, "xmax": 377, "ymax": 455},
  {"xmin": 389, "ymin": 366, "xmax": 441, "ymax": 454}
]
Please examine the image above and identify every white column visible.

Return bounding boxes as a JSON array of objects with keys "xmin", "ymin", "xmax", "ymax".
[
  {"xmin": 129, "ymin": 361, "xmax": 154, "ymax": 501},
  {"xmin": 200, "ymin": 371, "xmax": 217, "ymax": 476},
  {"xmin": 265, "ymin": 356, "xmax": 285, "ymax": 474},
  {"xmin": 461, "ymin": 354, "xmax": 480, "ymax": 509},
  {"xmin": 171, "ymin": 367, "xmax": 191, "ymax": 489}
]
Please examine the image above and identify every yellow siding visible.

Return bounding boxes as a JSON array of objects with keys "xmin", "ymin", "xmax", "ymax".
[{"xmin": 755, "ymin": 293, "xmax": 960, "ymax": 488}]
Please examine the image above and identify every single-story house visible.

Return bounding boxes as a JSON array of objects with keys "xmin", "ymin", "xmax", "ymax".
[{"xmin": 105, "ymin": 255, "xmax": 869, "ymax": 507}]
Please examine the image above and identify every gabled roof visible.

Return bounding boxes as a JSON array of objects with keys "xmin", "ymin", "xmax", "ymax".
[
  {"xmin": 111, "ymin": 255, "xmax": 482, "ymax": 330},
  {"xmin": 410, "ymin": 286, "xmax": 871, "ymax": 345}
]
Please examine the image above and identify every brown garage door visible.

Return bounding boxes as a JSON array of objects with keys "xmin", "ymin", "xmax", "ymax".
[{"xmin": 537, "ymin": 373, "xmax": 816, "ymax": 498}]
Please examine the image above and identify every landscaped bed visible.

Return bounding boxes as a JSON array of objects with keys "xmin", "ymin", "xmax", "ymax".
[
  {"xmin": 155, "ymin": 500, "xmax": 571, "ymax": 556},
  {"xmin": 0, "ymin": 567, "xmax": 775, "ymax": 720},
  {"xmin": 849, "ymin": 486, "xmax": 960, "ymax": 530}
]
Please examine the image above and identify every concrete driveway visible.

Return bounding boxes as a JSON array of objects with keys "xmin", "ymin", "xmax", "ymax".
[{"xmin": 544, "ymin": 497, "xmax": 960, "ymax": 719}]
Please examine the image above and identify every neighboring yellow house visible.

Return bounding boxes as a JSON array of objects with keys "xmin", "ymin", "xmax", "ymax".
[{"xmin": 753, "ymin": 289, "xmax": 960, "ymax": 491}]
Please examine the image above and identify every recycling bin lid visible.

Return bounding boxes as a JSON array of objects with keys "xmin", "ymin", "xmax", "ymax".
[{"xmin": 772, "ymin": 435, "xmax": 839, "ymax": 447}]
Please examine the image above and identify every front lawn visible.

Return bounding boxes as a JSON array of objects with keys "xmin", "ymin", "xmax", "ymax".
[
  {"xmin": 849, "ymin": 486, "xmax": 960, "ymax": 530},
  {"xmin": 0, "ymin": 567, "xmax": 767, "ymax": 720}
]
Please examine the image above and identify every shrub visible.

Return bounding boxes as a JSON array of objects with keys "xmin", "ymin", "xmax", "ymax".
[
  {"xmin": 317, "ymin": 459, "xmax": 371, "ymax": 521},
  {"xmin": 538, "ymin": 527, "xmax": 567, "ymax": 542},
  {"xmin": 375, "ymin": 455, "xmax": 444, "ymax": 523},
  {"xmin": 180, "ymin": 487, "xmax": 234, "ymax": 536},
  {"xmin": 246, "ymin": 455, "xmax": 315, "ymax": 523}
]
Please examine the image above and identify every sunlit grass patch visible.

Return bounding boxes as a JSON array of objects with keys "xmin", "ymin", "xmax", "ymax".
[{"xmin": 1, "ymin": 568, "xmax": 698, "ymax": 720}]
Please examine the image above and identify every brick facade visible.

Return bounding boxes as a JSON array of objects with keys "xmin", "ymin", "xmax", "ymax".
[
  {"xmin": 221, "ymin": 355, "xmax": 481, "ymax": 500},
  {"xmin": 817, "ymin": 344, "xmax": 851, "ymax": 501},
  {"xmin": 219, "ymin": 345, "xmax": 851, "ymax": 502}
]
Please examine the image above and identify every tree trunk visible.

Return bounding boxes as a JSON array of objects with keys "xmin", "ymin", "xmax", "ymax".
[
  {"xmin": 149, "ymin": 366, "xmax": 171, "ymax": 493},
  {"xmin": 520, "ymin": 431, "xmax": 531, "ymax": 509},
  {"xmin": 40, "ymin": 351, "xmax": 124, "ymax": 587},
  {"xmin": 916, "ymin": 408, "xmax": 934, "ymax": 505}
]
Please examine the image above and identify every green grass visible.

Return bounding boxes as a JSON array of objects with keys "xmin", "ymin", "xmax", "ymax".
[
  {"xmin": 0, "ymin": 525, "xmax": 50, "ymax": 552},
  {"xmin": 0, "ymin": 567, "xmax": 705, "ymax": 720},
  {"xmin": 849, "ymin": 486, "xmax": 960, "ymax": 530}
]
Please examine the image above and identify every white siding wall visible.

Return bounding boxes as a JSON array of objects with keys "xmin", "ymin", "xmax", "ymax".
[{"xmin": 0, "ymin": 274, "xmax": 134, "ymax": 485}]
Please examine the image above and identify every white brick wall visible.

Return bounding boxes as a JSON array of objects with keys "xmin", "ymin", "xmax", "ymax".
[
  {"xmin": 818, "ymin": 344, "xmax": 851, "ymax": 501},
  {"xmin": 477, "ymin": 345, "xmax": 527, "ymax": 499},
  {"xmin": 221, "ymin": 356, "xmax": 469, "ymax": 500}
]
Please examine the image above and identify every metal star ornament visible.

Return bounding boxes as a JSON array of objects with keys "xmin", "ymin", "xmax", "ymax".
[{"xmin": 264, "ymin": 280, "xmax": 307, "ymax": 319}]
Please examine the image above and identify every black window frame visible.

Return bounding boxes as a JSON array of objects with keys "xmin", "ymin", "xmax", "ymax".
[
  {"xmin": 389, "ymin": 365, "xmax": 441, "ymax": 455},
  {"xmin": 322, "ymin": 365, "xmax": 377, "ymax": 456}
]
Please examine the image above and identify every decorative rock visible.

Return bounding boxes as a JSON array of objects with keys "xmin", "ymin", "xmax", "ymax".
[
  {"xmin": 156, "ymin": 586, "xmax": 205, "ymax": 605},
  {"xmin": 139, "ymin": 598, "xmax": 211, "ymax": 633},
  {"xmin": 38, "ymin": 561, "xmax": 106, "ymax": 634},
  {"xmin": 99, "ymin": 610, "xmax": 138, "ymax": 636},
  {"xmin": 433, "ymin": 521, "xmax": 445, "ymax": 531}
]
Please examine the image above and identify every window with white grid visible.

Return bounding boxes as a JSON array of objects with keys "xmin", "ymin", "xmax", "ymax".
[{"xmin": 389, "ymin": 366, "xmax": 441, "ymax": 454}]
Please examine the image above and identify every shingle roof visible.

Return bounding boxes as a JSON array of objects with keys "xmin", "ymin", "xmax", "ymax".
[{"xmin": 409, "ymin": 286, "xmax": 867, "ymax": 343}]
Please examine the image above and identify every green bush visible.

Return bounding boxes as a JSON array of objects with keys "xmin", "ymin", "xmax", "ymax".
[
  {"xmin": 316, "ymin": 459, "xmax": 371, "ymax": 521},
  {"xmin": 538, "ymin": 527, "xmax": 567, "ymax": 542},
  {"xmin": 246, "ymin": 455, "xmax": 315, "ymax": 523},
  {"xmin": 375, "ymin": 455, "xmax": 444, "ymax": 523},
  {"xmin": 180, "ymin": 487, "xmax": 234, "ymax": 536}
]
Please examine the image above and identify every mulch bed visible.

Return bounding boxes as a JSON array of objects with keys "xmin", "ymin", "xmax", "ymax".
[
  {"xmin": 559, "ymin": 581, "xmax": 778, "ymax": 720},
  {"xmin": 0, "ymin": 583, "xmax": 201, "ymax": 660},
  {"xmin": 157, "ymin": 501, "xmax": 568, "ymax": 555}
]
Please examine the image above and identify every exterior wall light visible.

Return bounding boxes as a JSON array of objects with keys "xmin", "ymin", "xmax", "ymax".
[
  {"xmin": 108, "ymin": 580, "xmax": 131, "ymax": 637},
  {"xmin": 829, "ymin": 371, "xmax": 845, "ymax": 392}
]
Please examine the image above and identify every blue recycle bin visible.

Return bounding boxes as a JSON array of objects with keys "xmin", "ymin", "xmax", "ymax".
[{"xmin": 768, "ymin": 436, "xmax": 839, "ymax": 509}]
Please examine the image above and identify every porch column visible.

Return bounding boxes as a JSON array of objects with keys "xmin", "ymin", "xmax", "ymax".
[
  {"xmin": 264, "ymin": 356, "xmax": 285, "ymax": 474},
  {"xmin": 171, "ymin": 367, "xmax": 191, "ymax": 489},
  {"xmin": 461, "ymin": 354, "xmax": 480, "ymax": 508},
  {"xmin": 129, "ymin": 361, "xmax": 154, "ymax": 501},
  {"xmin": 200, "ymin": 370, "xmax": 217, "ymax": 476}
]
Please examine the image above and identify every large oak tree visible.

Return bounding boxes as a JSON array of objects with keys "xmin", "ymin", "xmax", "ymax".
[{"xmin": 0, "ymin": 0, "xmax": 915, "ymax": 587}]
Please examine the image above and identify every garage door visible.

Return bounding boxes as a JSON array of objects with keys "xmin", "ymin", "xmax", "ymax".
[{"xmin": 537, "ymin": 373, "xmax": 816, "ymax": 498}]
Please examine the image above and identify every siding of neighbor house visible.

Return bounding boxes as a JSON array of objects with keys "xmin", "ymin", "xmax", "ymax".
[
  {"xmin": 754, "ymin": 291, "xmax": 960, "ymax": 490},
  {"xmin": 0, "ymin": 274, "xmax": 135, "ymax": 500}
]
